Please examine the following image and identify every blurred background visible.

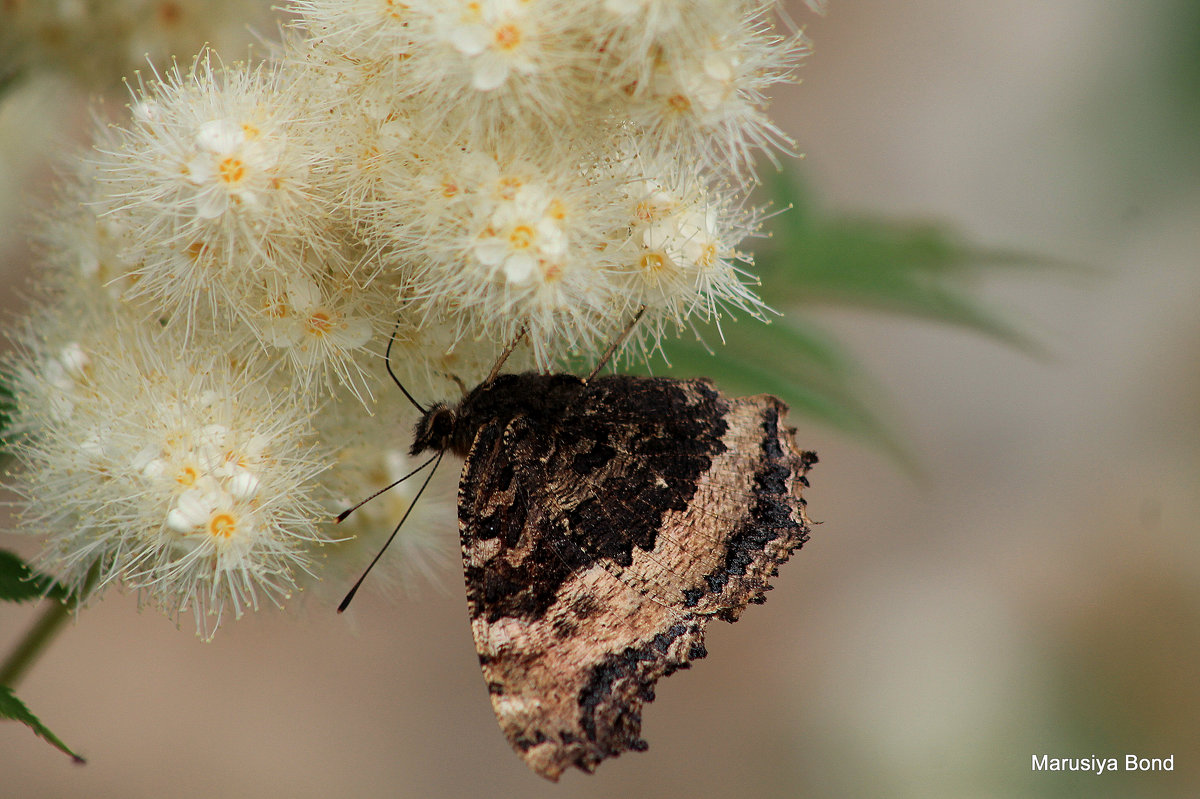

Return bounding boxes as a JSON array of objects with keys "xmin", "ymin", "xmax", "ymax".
[{"xmin": 2, "ymin": 1, "xmax": 1198, "ymax": 797}]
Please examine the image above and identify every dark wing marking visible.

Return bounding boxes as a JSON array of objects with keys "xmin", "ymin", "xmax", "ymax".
[{"xmin": 547, "ymin": 377, "xmax": 814, "ymax": 619}]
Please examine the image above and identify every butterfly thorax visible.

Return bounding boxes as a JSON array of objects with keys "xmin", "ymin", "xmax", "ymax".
[{"xmin": 409, "ymin": 373, "xmax": 588, "ymax": 458}]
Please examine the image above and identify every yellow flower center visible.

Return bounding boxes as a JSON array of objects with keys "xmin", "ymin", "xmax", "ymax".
[
  {"xmin": 509, "ymin": 225, "xmax": 534, "ymax": 249},
  {"xmin": 176, "ymin": 466, "xmax": 198, "ymax": 486},
  {"xmin": 263, "ymin": 297, "xmax": 289, "ymax": 318},
  {"xmin": 667, "ymin": 94, "xmax": 691, "ymax": 112},
  {"xmin": 494, "ymin": 23, "xmax": 522, "ymax": 51},
  {"xmin": 209, "ymin": 513, "xmax": 237, "ymax": 538},
  {"xmin": 497, "ymin": 176, "xmax": 523, "ymax": 199},
  {"xmin": 218, "ymin": 157, "xmax": 246, "ymax": 184},
  {"xmin": 306, "ymin": 310, "xmax": 334, "ymax": 335},
  {"xmin": 640, "ymin": 252, "xmax": 667, "ymax": 273}
]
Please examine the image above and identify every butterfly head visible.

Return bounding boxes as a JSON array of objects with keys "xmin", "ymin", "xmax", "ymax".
[{"xmin": 410, "ymin": 403, "xmax": 458, "ymax": 456}]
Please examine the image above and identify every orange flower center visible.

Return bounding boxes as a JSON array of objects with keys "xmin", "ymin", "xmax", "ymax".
[
  {"xmin": 509, "ymin": 225, "xmax": 534, "ymax": 249},
  {"xmin": 640, "ymin": 252, "xmax": 666, "ymax": 273},
  {"xmin": 494, "ymin": 24, "xmax": 521, "ymax": 51},
  {"xmin": 306, "ymin": 310, "xmax": 334, "ymax": 335},
  {"xmin": 209, "ymin": 513, "xmax": 237, "ymax": 538},
  {"xmin": 218, "ymin": 157, "xmax": 246, "ymax": 184}
]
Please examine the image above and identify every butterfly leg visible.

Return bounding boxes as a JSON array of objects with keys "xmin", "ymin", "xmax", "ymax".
[{"xmin": 586, "ymin": 305, "xmax": 647, "ymax": 381}]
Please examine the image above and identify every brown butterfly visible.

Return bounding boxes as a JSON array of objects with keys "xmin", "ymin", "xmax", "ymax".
[{"xmin": 340, "ymin": 311, "xmax": 815, "ymax": 780}]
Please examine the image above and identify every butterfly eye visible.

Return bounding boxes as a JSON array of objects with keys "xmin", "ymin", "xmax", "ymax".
[{"xmin": 430, "ymin": 408, "xmax": 455, "ymax": 442}]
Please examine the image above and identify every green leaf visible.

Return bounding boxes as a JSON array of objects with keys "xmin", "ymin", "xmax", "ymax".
[
  {"xmin": 758, "ymin": 169, "xmax": 1045, "ymax": 352},
  {"xmin": 0, "ymin": 684, "xmax": 85, "ymax": 764},
  {"xmin": 0, "ymin": 550, "xmax": 68, "ymax": 604}
]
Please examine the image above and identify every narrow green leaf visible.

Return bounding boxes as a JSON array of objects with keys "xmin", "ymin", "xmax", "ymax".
[
  {"xmin": 0, "ymin": 550, "xmax": 68, "ymax": 604},
  {"xmin": 0, "ymin": 685, "xmax": 86, "ymax": 764},
  {"xmin": 758, "ymin": 169, "xmax": 1045, "ymax": 352}
]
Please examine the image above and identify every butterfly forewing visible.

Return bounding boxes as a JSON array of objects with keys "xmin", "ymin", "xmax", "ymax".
[{"xmin": 449, "ymin": 373, "xmax": 815, "ymax": 779}]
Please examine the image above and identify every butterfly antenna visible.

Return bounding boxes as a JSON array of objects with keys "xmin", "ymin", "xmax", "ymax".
[
  {"xmin": 338, "ymin": 449, "xmax": 445, "ymax": 613},
  {"xmin": 335, "ymin": 453, "xmax": 439, "ymax": 523},
  {"xmin": 586, "ymin": 305, "xmax": 646, "ymax": 380},
  {"xmin": 483, "ymin": 326, "xmax": 527, "ymax": 386},
  {"xmin": 385, "ymin": 320, "xmax": 427, "ymax": 414}
]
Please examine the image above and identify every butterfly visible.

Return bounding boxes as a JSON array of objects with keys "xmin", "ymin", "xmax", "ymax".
[{"xmin": 340, "ymin": 314, "xmax": 816, "ymax": 780}]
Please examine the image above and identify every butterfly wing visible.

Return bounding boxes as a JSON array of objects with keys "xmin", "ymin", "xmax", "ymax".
[
  {"xmin": 457, "ymin": 376, "xmax": 814, "ymax": 780},
  {"xmin": 546, "ymin": 376, "xmax": 816, "ymax": 620}
]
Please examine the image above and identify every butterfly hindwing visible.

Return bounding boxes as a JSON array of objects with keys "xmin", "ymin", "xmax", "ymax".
[{"xmin": 453, "ymin": 374, "xmax": 815, "ymax": 780}]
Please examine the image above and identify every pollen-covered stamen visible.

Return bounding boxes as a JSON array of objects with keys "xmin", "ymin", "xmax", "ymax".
[
  {"xmin": 497, "ymin": 176, "xmax": 523, "ymax": 200},
  {"xmin": 509, "ymin": 225, "xmax": 534, "ymax": 249},
  {"xmin": 209, "ymin": 513, "xmax": 237, "ymax": 538},
  {"xmin": 384, "ymin": 0, "xmax": 408, "ymax": 20},
  {"xmin": 305, "ymin": 310, "xmax": 334, "ymax": 336},
  {"xmin": 640, "ymin": 252, "xmax": 668, "ymax": 274},
  {"xmin": 263, "ymin": 296, "xmax": 289, "ymax": 319},
  {"xmin": 494, "ymin": 23, "xmax": 522, "ymax": 51},
  {"xmin": 218, "ymin": 157, "xmax": 247, "ymax": 184}
]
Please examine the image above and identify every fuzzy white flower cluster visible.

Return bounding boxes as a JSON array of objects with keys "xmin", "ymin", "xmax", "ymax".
[
  {"xmin": 7, "ymin": 308, "xmax": 330, "ymax": 638},
  {"xmin": 4, "ymin": 0, "xmax": 812, "ymax": 636}
]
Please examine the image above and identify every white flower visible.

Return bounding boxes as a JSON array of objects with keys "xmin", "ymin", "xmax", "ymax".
[
  {"xmin": 5, "ymin": 0, "xmax": 814, "ymax": 637},
  {"xmin": 473, "ymin": 184, "xmax": 570, "ymax": 285},
  {"xmin": 250, "ymin": 272, "xmax": 381, "ymax": 400},
  {"xmin": 361, "ymin": 0, "xmax": 592, "ymax": 135},
  {"xmin": 287, "ymin": 0, "xmax": 416, "ymax": 63},
  {"xmin": 184, "ymin": 118, "xmax": 282, "ymax": 218},
  {"xmin": 431, "ymin": 0, "xmax": 540, "ymax": 91}
]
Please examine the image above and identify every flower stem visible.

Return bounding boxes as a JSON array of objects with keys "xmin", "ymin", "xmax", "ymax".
[
  {"xmin": 0, "ymin": 600, "xmax": 73, "ymax": 687},
  {"xmin": 0, "ymin": 562, "xmax": 98, "ymax": 688}
]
